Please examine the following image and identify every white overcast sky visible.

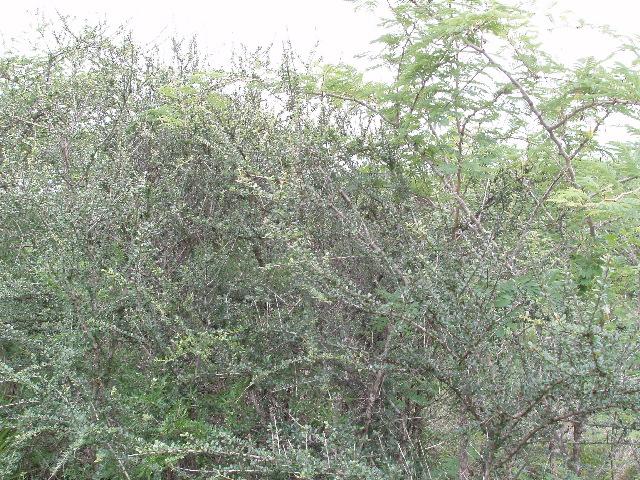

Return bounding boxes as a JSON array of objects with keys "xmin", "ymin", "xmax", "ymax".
[{"xmin": 1, "ymin": 0, "xmax": 638, "ymax": 68}]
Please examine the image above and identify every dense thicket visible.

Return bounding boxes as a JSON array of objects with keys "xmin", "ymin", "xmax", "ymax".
[{"xmin": 1, "ymin": 2, "xmax": 640, "ymax": 479}]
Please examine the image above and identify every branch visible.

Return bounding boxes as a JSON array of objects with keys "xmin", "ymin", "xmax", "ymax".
[
  {"xmin": 468, "ymin": 43, "xmax": 598, "ymax": 236},
  {"xmin": 550, "ymin": 98, "xmax": 640, "ymax": 131}
]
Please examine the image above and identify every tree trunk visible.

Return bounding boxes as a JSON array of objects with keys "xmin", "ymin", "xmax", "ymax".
[
  {"xmin": 458, "ymin": 409, "xmax": 471, "ymax": 480},
  {"xmin": 549, "ymin": 425, "xmax": 568, "ymax": 476},
  {"xmin": 569, "ymin": 417, "xmax": 585, "ymax": 476},
  {"xmin": 481, "ymin": 437, "xmax": 496, "ymax": 480}
]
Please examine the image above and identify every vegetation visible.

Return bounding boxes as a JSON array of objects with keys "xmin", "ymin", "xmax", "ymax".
[{"xmin": 1, "ymin": 1, "xmax": 640, "ymax": 478}]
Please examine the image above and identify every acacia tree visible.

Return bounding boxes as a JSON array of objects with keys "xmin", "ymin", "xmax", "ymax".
[
  {"xmin": 307, "ymin": 1, "xmax": 640, "ymax": 477},
  {"xmin": 304, "ymin": 2, "xmax": 639, "ymax": 478},
  {"xmin": 1, "ymin": 2, "xmax": 640, "ymax": 479}
]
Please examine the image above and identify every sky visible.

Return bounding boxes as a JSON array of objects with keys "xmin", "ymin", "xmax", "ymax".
[{"xmin": 1, "ymin": 0, "xmax": 638, "ymax": 68}]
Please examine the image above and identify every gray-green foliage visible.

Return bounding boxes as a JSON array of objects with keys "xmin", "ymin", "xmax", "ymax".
[{"xmin": 1, "ymin": 2, "xmax": 640, "ymax": 479}]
